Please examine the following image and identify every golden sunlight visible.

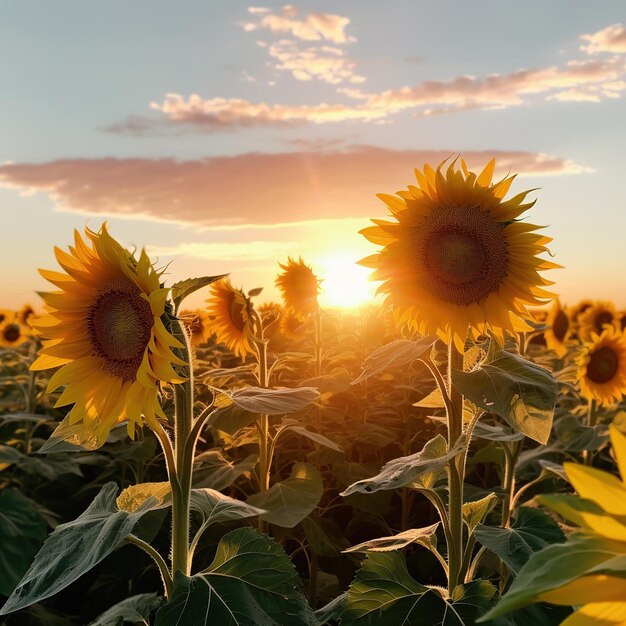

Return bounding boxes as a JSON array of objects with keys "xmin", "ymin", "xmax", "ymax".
[{"xmin": 317, "ymin": 254, "xmax": 376, "ymax": 309}]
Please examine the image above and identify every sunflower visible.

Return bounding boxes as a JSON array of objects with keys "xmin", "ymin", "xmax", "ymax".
[
  {"xmin": 180, "ymin": 309, "xmax": 210, "ymax": 346},
  {"xmin": 17, "ymin": 304, "xmax": 36, "ymax": 327},
  {"xmin": 0, "ymin": 321, "xmax": 28, "ymax": 348},
  {"xmin": 544, "ymin": 300, "xmax": 571, "ymax": 357},
  {"xmin": 359, "ymin": 159, "xmax": 558, "ymax": 350},
  {"xmin": 0, "ymin": 309, "xmax": 14, "ymax": 325},
  {"xmin": 577, "ymin": 327, "xmax": 626, "ymax": 406},
  {"xmin": 280, "ymin": 310, "xmax": 313, "ymax": 341},
  {"xmin": 31, "ymin": 225, "xmax": 186, "ymax": 444},
  {"xmin": 570, "ymin": 299, "xmax": 593, "ymax": 322},
  {"xmin": 275, "ymin": 257, "xmax": 320, "ymax": 320},
  {"xmin": 578, "ymin": 300, "xmax": 618, "ymax": 342},
  {"xmin": 205, "ymin": 279, "xmax": 254, "ymax": 358}
]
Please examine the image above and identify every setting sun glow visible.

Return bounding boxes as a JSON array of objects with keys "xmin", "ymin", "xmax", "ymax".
[{"xmin": 317, "ymin": 254, "xmax": 376, "ymax": 309}]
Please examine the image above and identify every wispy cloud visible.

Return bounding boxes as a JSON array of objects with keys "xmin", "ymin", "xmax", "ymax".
[
  {"xmin": 0, "ymin": 147, "xmax": 590, "ymax": 229},
  {"xmin": 581, "ymin": 23, "xmax": 626, "ymax": 55},
  {"xmin": 267, "ymin": 39, "xmax": 365, "ymax": 84},
  {"xmin": 241, "ymin": 5, "xmax": 355, "ymax": 44},
  {"xmin": 149, "ymin": 240, "xmax": 298, "ymax": 261}
]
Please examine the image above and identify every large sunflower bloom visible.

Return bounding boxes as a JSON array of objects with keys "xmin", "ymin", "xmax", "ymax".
[
  {"xmin": 360, "ymin": 159, "xmax": 558, "ymax": 350},
  {"xmin": 577, "ymin": 327, "xmax": 626, "ymax": 406},
  {"xmin": 275, "ymin": 257, "xmax": 320, "ymax": 320},
  {"xmin": 31, "ymin": 225, "xmax": 185, "ymax": 444},
  {"xmin": 0, "ymin": 320, "xmax": 28, "ymax": 348},
  {"xmin": 578, "ymin": 300, "xmax": 618, "ymax": 342},
  {"xmin": 544, "ymin": 300, "xmax": 571, "ymax": 358},
  {"xmin": 570, "ymin": 299, "xmax": 593, "ymax": 323},
  {"xmin": 17, "ymin": 304, "xmax": 36, "ymax": 327},
  {"xmin": 205, "ymin": 279, "xmax": 254, "ymax": 358}
]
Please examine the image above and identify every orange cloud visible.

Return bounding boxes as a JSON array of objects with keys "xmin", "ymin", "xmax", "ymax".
[
  {"xmin": 0, "ymin": 147, "xmax": 589, "ymax": 228},
  {"xmin": 581, "ymin": 23, "xmax": 626, "ymax": 54},
  {"xmin": 241, "ymin": 5, "xmax": 354, "ymax": 44}
]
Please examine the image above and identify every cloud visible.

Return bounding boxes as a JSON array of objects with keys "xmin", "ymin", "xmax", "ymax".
[
  {"xmin": 268, "ymin": 39, "xmax": 365, "ymax": 84},
  {"xmin": 581, "ymin": 23, "xmax": 626, "ymax": 54},
  {"xmin": 241, "ymin": 5, "xmax": 354, "ymax": 44},
  {"xmin": 0, "ymin": 147, "xmax": 589, "ymax": 229},
  {"xmin": 110, "ymin": 53, "xmax": 625, "ymax": 134}
]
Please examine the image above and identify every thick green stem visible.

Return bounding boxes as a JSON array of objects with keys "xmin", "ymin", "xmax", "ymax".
[
  {"xmin": 500, "ymin": 441, "xmax": 520, "ymax": 528},
  {"xmin": 171, "ymin": 319, "xmax": 194, "ymax": 577},
  {"xmin": 447, "ymin": 341, "xmax": 465, "ymax": 595}
]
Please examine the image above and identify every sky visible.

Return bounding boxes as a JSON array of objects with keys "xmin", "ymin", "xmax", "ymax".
[{"xmin": 1, "ymin": 0, "xmax": 626, "ymax": 309}]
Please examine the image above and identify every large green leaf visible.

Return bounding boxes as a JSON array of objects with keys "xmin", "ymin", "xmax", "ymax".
[
  {"xmin": 190, "ymin": 488, "xmax": 265, "ymax": 527},
  {"xmin": 89, "ymin": 593, "xmax": 162, "ymax": 625},
  {"xmin": 474, "ymin": 507, "xmax": 565, "ymax": 574},
  {"xmin": 171, "ymin": 274, "xmax": 228, "ymax": 312},
  {"xmin": 352, "ymin": 337, "xmax": 436, "ymax": 384},
  {"xmin": 0, "ymin": 489, "xmax": 48, "ymax": 597},
  {"xmin": 0, "ymin": 444, "xmax": 83, "ymax": 479},
  {"xmin": 452, "ymin": 351, "xmax": 557, "ymax": 444},
  {"xmin": 216, "ymin": 386, "xmax": 319, "ymax": 415},
  {"xmin": 341, "ymin": 551, "xmax": 496, "ymax": 625},
  {"xmin": 275, "ymin": 419, "xmax": 343, "ymax": 453},
  {"xmin": 0, "ymin": 482, "xmax": 161, "ymax": 614},
  {"xmin": 155, "ymin": 528, "xmax": 315, "ymax": 626},
  {"xmin": 247, "ymin": 462, "xmax": 322, "ymax": 528},
  {"xmin": 194, "ymin": 451, "xmax": 258, "ymax": 491},
  {"xmin": 480, "ymin": 534, "xmax": 626, "ymax": 621},
  {"xmin": 340, "ymin": 434, "xmax": 464, "ymax": 496}
]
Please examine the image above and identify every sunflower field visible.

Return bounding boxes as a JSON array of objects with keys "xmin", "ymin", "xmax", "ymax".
[{"xmin": 2, "ymin": 159, "xmax": 626, "ymax": 626}]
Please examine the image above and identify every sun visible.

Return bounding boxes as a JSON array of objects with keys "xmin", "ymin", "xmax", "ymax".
[{"xmin": 317, "ymin": 254, "xmax": 376, "ymax": 309}]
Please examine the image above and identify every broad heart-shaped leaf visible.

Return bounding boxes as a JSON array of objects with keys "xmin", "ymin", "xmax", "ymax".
[
  {"xmin": 0, "ymin": 489, "xmax": 48, "ymax": 597},
  {"xmin": 155, "ymin": 528, "xmax": 315, "ymax": 626},
  {"xmin": 479, "ymin": 534, "xmax": 626, "ymax": 621},
  {"xmin": 0, "ymin": 482, "xmax": 161, "ymax": 615},
  {"xmin": 341, "ymin": 551, "xmax": 496, "ymax": 625},
  {"xmin": 340, "ymin": 434, "xmax": 465, "ymax": 496},
  {"xmin": 171, "ymin": 274, "xmax": 228, "ymax": 312},
  {"xmin": 218, "ymin": 386, "xmax": 320, "ymax": 415},
  {"xmin": 89, "ymin": 593, "xmax": 162, "ymax": 625},
  {"xmin": 193, "ymin": 451, "xmax": 258, "ymax": 491},
  {"xmin": 190, "ymin": 488, "xmax": 265, "ymax": 526},
  {"xmin": 246, "ymin": 462, "xmax": 323, "ymax": 528},
  {"xmin": 343, "ymin": 523, "xmax": 439, "ymax": 553},
  {"xmin": 352, "ymin": 336, "xmax": 436, "ymax": 384},
  {"xmin": 474, "ymin": 507, "xmax": 565, "ymax": 575},
  {"xmin": 452, "ymin": 351, "xmax": 557, "ymax": 444}
]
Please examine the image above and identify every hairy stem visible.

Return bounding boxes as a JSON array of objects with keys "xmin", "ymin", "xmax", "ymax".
[{"xmin": 127, "ymin": 534, "xmax": 173, "ymax": 599}]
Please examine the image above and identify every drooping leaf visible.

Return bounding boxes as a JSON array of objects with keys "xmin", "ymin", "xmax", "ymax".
[
  {"xmin": 341, "ymin": 551, "xmax": 496, "ymax": 625},
  {"xmin": 247, "ymin": 462, "xmax": 323, "ymax": 528},
  {"xmin": 276, "ymin": 419, "xmax": 343, "ymax": 453},
  {"xmin": 89, "ymin": 593, "xmax": 162, "ymax": 626},
  {"xmin": 480, "ymin": 534, "xmax": 626, "ymax": 621},
  {"xmin": 193, "ymin": 451, "xmax": 258, "ymax": 491},
  {"xmin": 216, "ymin": 386, "xmax": 320, "ymax": 415},
  {"xmin": 190, "ymin": 488, "xmax": 265, "ymax": 527},
  {"xmin": 343, "ymin": 523, "xmax": 439, "ymax": 553},
  {"xmin": 474, "ymin": 507, "xmax": 565, "ymax": 575},
  {"xmin": 554, "ymin": 415, "xmax": 608, "ymax": 452},
  {"xmin": 340, "ymin": 434, "xmax": 465, "ymax": 496},
  {"xmin": 0, "ymin": 489, "xmax": 48, "ymax": 597},
  {"xmin": 155, "ymin": 528, "xmax": 315, "ymax": 626},
  {"xmin": 171, "ymin": 274, "xmax": 228, "ymax": 312},
  {"xmin": 0, "ymin": 482, "xmax": 162, "ymax": 615},
  {"xmin": 352, "ymin": 337, "xmax": 437, "ymax": 385},
  {"xmin": 452, "ymin": 351, "xmax": 557, "ymax": 444}
]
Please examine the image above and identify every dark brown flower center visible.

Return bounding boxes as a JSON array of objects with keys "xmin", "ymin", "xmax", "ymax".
[
  {"xmin": 3, "ymin": 323, "xmax": 20, "ymax": 343},
  {"xmin": 594, "ymin": 311, "xmax": 614, "ymax": 334},
  {"xmin": 587, "ymin": 346, "xmax": 619, "ymax": 384},
  {"xmin": 417, "ymin": 205, "xmax": 509, "ymax": 305},
  {"xmin": 86, "ymin": 279, "xmax": 153, "ymax": 381},
  {"xmin": 228, "ymin": 293, "xmax": 247, "ymax": 333},
  {"xmin": 553, "ymin": 309, "xmax": 569, "ymax": 342}
]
